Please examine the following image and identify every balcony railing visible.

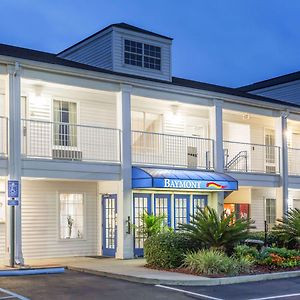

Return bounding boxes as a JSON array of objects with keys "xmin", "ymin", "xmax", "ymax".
[
  {"xmin": 132, "ymin": 130, "xmax": 214, "ymax": 169},
  {"xmin": 288, "ymin": 148, "xmax": 300, "ymax": 176},
  {"xmin": 224, "ymin": 140, "xmax": 280, "ymax": 174},
  {"xmin": 0, "ymin": 116, "xmax": 7, "ymax": 157},
  {"xmin": 21, "ymin": 119, "xmax": 121, "ymax": 163}
]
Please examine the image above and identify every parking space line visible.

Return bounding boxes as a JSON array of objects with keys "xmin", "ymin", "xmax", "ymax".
[
  {"xmin": 0, "ymin": 288, "xmax": 30, "ymax": 300},
  {"xmin": 249, "ymin": 293, "xmax": 300, "ymax": 300},
  {"xmin": 0, "ymin": 296, "xmax": 16, "ymax": 299},
  {"xmin": 155, "ymin": 284, "xmax": 224, "ymax": 300}
]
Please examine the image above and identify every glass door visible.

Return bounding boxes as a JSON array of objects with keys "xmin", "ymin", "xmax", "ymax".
[
  {"xmin": 133, "ymin": 193, "xmax": 151, "ymax": 257},
  {"xmin": 174, "ymin": 194, "xmax": 190, "ymax": 229},
  {"xmin": 102, "ymin": 194, "xmax": 117, "ymax": 257},
  {"xmin": 154, "ymin": 194, "xmax": 171, "ymax": 227}
]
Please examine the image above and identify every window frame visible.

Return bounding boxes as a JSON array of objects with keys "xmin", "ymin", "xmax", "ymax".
[
  {"xmin": 52, "ymin": 98, "xmax": 80, "ymax": 151},
  {"xmin": 58, "ymin": 192, "xmax": 86, "ymax": 241},
  {"xmin": 123, "ymin": 38, "xmax": 162, "ymax": 72},
  {"xmin": 265, "ymin": 198, "xmax": 276, "ymax": 227}
]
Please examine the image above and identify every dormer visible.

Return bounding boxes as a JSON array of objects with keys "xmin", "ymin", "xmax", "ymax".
[{"xmin": 58, "ymin": 23, "xmax": 173, "ymax": 81}]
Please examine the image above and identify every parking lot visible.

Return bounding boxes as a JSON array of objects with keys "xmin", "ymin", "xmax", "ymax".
[{"xmin": 1, "ymin": 270, "xmax": 300, "ymax": 299}]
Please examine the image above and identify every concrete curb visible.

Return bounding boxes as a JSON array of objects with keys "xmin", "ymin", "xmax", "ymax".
[{"xmin": 67, "ymin": 266, "xmax": 300, "ymax": 286}]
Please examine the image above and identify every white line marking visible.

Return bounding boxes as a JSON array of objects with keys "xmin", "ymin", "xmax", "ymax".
[
  {"xmin": 155, "ymin": 284, "xmax": 224, "ymax": 300},
  {"xmin": 0, "ymin": 296, "xmax": 15, "ymax": 299},
  {"xmin": 249, "ymin": 293, "xmax": 300, "ymax": 300},
  {"xmin": 0, "ymin": 288, "xmax": 30, "ymax": 300}
]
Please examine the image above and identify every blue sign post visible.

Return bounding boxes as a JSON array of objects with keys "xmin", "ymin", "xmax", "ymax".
[{"xmin": 8, "ymin": 180, "xmax": 19, "ymax": 206}]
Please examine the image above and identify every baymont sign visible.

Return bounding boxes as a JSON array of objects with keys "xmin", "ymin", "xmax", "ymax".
[{"xmin": 164, "ymin": 179, "xmax": 202, "ymax": 189}]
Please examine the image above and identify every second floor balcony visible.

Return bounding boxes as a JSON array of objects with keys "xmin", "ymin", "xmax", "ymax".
[
  {"xmin": 21, "ymin": 119, "xmax": 121, "ymax": 163},
  {"xmin": 132, "ymin": 130, "xmax": 214, "ymax": 169}
]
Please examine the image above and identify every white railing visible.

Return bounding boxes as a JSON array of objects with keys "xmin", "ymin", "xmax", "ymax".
[
  {"xmin": 0, "ymin": 116, "xmax": 7, "ymax": 157},
  {"xmin": 132, "ymin": 131, "xmax": 214, "ymax": 169},
  {"xmin": 21, "ymin": 119, "xmax": 121, "ymax": 163},
  {"xmin": 224, "ymin": 140, "xmax": 280, "ymax": 174},
  {"xmin": 288, "ymin": 148, "xmax": 300, "ymax": 176}
]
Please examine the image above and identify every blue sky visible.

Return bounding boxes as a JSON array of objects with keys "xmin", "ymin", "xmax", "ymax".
[{"xmin": 1, "ymin": 0, "xmax": 300, "ymax": 87}]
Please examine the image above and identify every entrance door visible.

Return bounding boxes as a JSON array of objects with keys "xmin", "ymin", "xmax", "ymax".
[
  {"xmin": 174, "ymin": 194, "xmax": 190, "ymax": 229},
  {"xmin": 154, "ymin": 194, "xmax": 171, "ymax": 227},
  {"xmin": 264, "ymin": 129, "xmax": 276, "ymax": 173},
  {"xmin": 133, "ymin": 193, "xmax": 151, "ymax": 257},
  {"xmin": 102, "ymin": 194, "xmax": 117, "ymax": 257}
]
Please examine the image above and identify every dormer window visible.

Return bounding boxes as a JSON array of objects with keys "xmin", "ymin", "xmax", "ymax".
[{"xmin": 124, "ymin": 39, "xmax": 161, "ymax": 71}]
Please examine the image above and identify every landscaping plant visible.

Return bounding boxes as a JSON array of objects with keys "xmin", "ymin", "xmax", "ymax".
[
  {"xmin": 183, "ymin": 249, "xmax": 253, "ymax": 276},
  {"xmin": 144, "ymin": 231, "xmax": 200, "ymax": 269},
  {"xmin": 273, "ymin": 208, "xmax": 300, "ymax": 249},
  {"xmin": 179, "ymin": 206, "xmax": 254, "ymax": 254}
]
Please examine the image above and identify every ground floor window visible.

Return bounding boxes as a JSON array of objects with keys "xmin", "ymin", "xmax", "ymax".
[
  {"xmin": 224, "ymin": 203, "xmax": 250, "ymax": 219},
  {"xmin": 59, "ymin": 193, "xmax": 84, "ymax": 239},
  {"xmin": 266, "ymin": 198, "xmax": 276, "ymax": 227}
]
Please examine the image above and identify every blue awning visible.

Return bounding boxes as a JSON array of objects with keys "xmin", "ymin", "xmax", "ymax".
[{"xmin": 132, "ymin": 167, "xmax": 238, "ymax": 191}]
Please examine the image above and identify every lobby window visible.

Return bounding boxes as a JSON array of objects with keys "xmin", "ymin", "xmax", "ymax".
[
  {"xmin": 124, "ymin": 39, "xmax": 161, "ymax": 70},
  {"xmin": 53, "ymin": 100, "xmax": 77, "ymax": 147},
  {"xmin": 266, "ymin": 198, "xmax": 276, "ymax": 227},
  {"xmin": 60, "ymin": 193, "xmax": 84, "ymax": 239}
]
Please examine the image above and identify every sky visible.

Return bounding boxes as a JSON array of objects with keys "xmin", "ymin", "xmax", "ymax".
[{"xmin": 1, "ymin": 0, "xmax": 300, "ymax": 88}]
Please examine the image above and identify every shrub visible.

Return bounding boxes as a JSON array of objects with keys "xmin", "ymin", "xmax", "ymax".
[
  {"xmin": 246, "ymin": 231, "xmax": 280, "ymax": 247},
  {"xmin": 183, "ymin": 249, "xmax": 253, "ymax": 276},
  {"xmin": 234, "ymin": 244, "xmax": 259, "ymax": 260},
  {"xmin": 273, "ymin": 208, "xmax": 300, "ymax": 249},
  {"xmin": 179, "ymin": 206, "xmax": 254, "ymax": 254},
  {"xmin": 144, "ymin": 231, "xmax": 200, "ymax": 269},
  {"xmin": 258, "ymin": 247, "xmax": 300, "ymax": 268}
]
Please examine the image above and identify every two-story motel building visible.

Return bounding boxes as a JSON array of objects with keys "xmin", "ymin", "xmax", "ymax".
[{"xmin": 0, "ymin": 23, "xmax": 299, "ymax": 264}]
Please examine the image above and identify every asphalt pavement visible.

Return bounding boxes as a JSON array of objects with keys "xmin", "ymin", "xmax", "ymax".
[{"xmin": 1, "ymin": 270, "xmax": 300, "ymax": 300}]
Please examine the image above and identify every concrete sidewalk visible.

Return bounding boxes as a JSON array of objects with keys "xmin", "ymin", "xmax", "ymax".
[{"xmin": 2, "ymin": 256, "xmax": 300, "ymax": 286}]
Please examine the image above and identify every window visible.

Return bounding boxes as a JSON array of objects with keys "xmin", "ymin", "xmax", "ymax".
[
  {"xmin": 266, "ymin": 198, "xmax": 276, "ymax": 226},
  {"xmin": 124, "ymin": 39, "xmax": 161, "ymax": 70},
  {"xmin": 60, "ymin": 193, "xmax": 84, "ymax": 239},
  {"xmin": 53, "ymin": 100, "xmax": 77, "ymax": 147}
]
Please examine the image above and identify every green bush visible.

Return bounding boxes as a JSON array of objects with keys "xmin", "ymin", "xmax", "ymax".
[
  {"xmin": 273, "ymin": 208, "xmax": 300, "ymax": 249},
  {"xmin": 246, "ymin": 231, "xmax": 282, "ymax": 247},
  {"xmin": 144, "ymin": 231, "xmax": 200, "ymax": 269},
  {"xmin": 183, "ymin": 249, "xmax": 253, "ymax": 276},
  {"xmin": 179, "ymin": 206, "xmax": 254, "ymax": 254},
  {"xmin": 258, "ymin": 247, "xmax": 300, "ymax": 268},
  {"xmin": 234, "ymin": 244, "xmax": 259, "ymax": 260}
]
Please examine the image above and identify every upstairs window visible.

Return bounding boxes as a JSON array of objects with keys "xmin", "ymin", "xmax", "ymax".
[{"xmin": 124, "ymin": 39, "xmax": 161, "ymax": 71}]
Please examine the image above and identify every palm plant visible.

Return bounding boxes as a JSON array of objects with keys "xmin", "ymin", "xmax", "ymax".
[
  {"xmin": 178, "ymin": 206, "xmax": 254, "ymax": 253},
  {"xmin": 136, "ymin": 212, "xmax": 170, "ymax": 238},
  {"xmin": 273, "ymin": 208, "xmax": 300, "ymax": 248}
]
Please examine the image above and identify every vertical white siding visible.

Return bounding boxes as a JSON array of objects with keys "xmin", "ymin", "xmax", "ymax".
[
  {"xmin": 59, "ymin": 32, "xmax": 113, "ymax": 70},
  {"xmin": 0, "ymin": 179, "xmax": 6, "ymax": 259},
  {"xmin": 22, "ymin": 180, "xmax": 98, "ymax": 259}
]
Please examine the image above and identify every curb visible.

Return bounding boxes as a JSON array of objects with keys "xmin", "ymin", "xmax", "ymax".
[
  {"xmin": 0, "ymin": 267, "xmax": 65, "ymax": 276},
  {"xmin": 67, "ymin": 266, "xmax": 300, "ymax": 286}
]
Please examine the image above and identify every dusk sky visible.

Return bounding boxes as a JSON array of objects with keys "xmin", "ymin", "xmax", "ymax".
[{"xmin": 1, "ymin": 0, "xmax": 300, "ymax": 87}]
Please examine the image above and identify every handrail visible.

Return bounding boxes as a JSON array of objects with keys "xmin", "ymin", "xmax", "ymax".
[{"xmin": 225, "ymin": 150, "xmax": 247, "ymax": 169}]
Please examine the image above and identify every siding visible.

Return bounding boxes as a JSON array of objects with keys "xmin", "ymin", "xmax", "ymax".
[
  {"xmin": 22, "ymin": 180, "xmax": 98, "ymax": 259},
  {"xmin": 0, "ymin": 179, "xmax": 6, "ymax": 259},
  {"xmin": 59, "ymin": 32, "xmax": 113, "ymax": 70},
  {"xmin": 250, "ymin": 80, "xmax": 300, "ymax": 105},
  {"xmin": 251, "ymin": 188, "xmax": 277, "ymax": 230}
]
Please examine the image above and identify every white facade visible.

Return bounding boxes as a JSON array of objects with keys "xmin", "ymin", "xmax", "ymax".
[{"xmin": 0, "ymin": 23, "xmax": 299, "ymax": 264}]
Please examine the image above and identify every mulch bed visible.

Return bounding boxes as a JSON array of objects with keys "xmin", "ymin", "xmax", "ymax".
[{"xmin": 145, "ymin": 264, "xmax": 300, "ymax": 278}]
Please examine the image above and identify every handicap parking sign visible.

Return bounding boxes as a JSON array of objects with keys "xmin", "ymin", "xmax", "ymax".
[{"xmin": 8, "ymin": 180, "xmax": 19, "ymax": 199}]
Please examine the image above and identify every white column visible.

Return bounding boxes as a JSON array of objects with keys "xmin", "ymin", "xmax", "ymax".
[
  {"xmin": 276, "ymin": 111, "xmax": 289, "ymax": 215},
  {"xmin": 116, "ymin": 84, "xmax": 134, "ymax": 259},
  {"xmin": 7, "ymin": 63, "xmax": 24, "ymax": 265},
  {"xmin": 210, "ymin": 99, "xmax": 224, "ymax": 214}
]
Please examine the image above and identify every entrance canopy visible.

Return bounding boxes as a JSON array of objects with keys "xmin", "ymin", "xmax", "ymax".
[{"xmin": 132, "ymin": 167, "xmax": 238, "ymax": 191}]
